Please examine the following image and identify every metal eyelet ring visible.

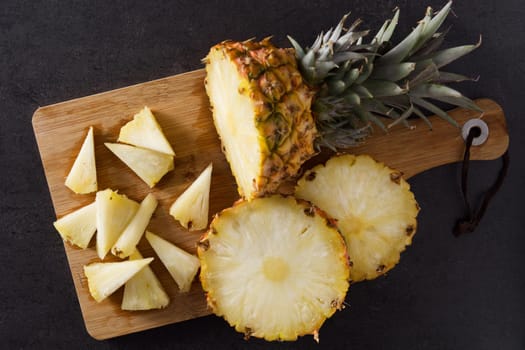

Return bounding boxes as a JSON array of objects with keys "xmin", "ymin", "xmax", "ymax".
[{"xmin": 461, "ymin": 119, "xmax": 489, "ymax": 146}]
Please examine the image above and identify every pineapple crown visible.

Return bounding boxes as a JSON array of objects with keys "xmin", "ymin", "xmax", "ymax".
[{"xmin": 288, "ymin": 1, "xmax": 481, "ymax": 150}]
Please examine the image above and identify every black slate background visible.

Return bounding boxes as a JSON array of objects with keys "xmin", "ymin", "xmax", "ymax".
[{"xmin": 1, "ymin": 1, "xmax": 524, "ymax": 349}]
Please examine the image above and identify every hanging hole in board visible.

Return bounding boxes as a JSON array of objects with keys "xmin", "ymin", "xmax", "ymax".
[{"xmin": 461, "ymin": 118, "xmax": 489, "ymax": 146}]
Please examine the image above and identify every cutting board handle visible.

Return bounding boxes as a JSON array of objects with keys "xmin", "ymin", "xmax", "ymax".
[{"xmin": 341, "ymin": 98, "xmax": 509, "ymax": 179}]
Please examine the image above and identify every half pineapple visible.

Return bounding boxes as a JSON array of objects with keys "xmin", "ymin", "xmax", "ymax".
[
  {"xmin": 205, "ymin": 3, "xmax": 480, "ymax": 199},
  {"xmin": 295, "ymin": 155, "xmax": 419, "ymax": 282},
  {"xmin": 197, "ymin": 196, "xmax": 349, "ymax": 342},
  {"xmin": 204, "ymin": 39, "xmax": 318, "ymax": 199}
]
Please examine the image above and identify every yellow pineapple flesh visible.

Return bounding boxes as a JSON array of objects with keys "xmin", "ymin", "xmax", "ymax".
[
  {"xmin": 295, "ymin": 154, "xmax": 420, "ymax": 282},
  {"xmin": 65, "ymin": 126, "xmax": 97, "ymax": 194},
  {"xmin": 122, "ymin": 249, "xmax": 169, "ymax": 310},
  {"xmin": 197, "ymin": 196, "xmax": 349, "ymax": 342},
  {"xmin": 105, "ymin": 143, "xmax": 174, "ymax": 188},
  {"xmin": 145, "ymin": 231, "xmax": 200, "ymax": 293},
  {"xmin": 96, "ymin": 189, "xmax": 139, "ymax": 260},
  {"xmin": 204, "ymin": 38, "xmax": 317, "ymax": 199},
  {"xmin": 118, "ymin": 106, "xmax": 175, "ymax": 156},
  {"xmin": 112, "ymin": 193, "xmax": 158, "ymax": 259},
  {"xmin": 169, "ymin": 163, "xmax": 213, "ymax": 231},
  {"xmin": 53, "ymin": 201, "xmax": 97, "ymax": 249},
  {"xmin": 84, "ymin": 258, "xmax": 153, "ymax": 303}
]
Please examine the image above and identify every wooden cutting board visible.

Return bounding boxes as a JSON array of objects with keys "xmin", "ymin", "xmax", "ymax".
[{"xmin": 32, "ymin": 68, "xmax": 509, "ymax": 340}]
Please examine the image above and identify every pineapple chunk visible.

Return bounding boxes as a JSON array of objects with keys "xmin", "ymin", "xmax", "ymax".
[
  {"xmin": 122, "ymin": 249, "xmax": 169, "ymax": 311},
  {"xmin": 112, "ymin": 193, "xmax": 158, "ymax": 259},
  {"xmin": 295, "ymin": 154, "xmax": 420, "ymax": 282},
  {"xmin": 197, "ymin": 196, "xmax": 349, "ymax": 342},
  {"xmin": 96, "ymin": 189, "xmax": 139, "ymax": 260},
  {"xmin": 169, "ymin": 163, "xmax": 213, "ymax": 230},
  {"xmin": 105, "ymin": 143, "xmax": 174, "ymax": 188},
  {"xmin": 53, "ymin": 201, "xmax": 96, "ymax": 249},
  {"xmin": 84, "ymin": 258, "xmax": 153, "ymax": 303},
  {"xmin": 145, "ymin": 231, "xmax": 200, "ymax": 293},
  {"xmin": 118, "ymin": 106, "xmax": 175, "ymax": 156},
  {"xmin": 65, "ymin": 126, "xmax": 97, "ymax": 194}
]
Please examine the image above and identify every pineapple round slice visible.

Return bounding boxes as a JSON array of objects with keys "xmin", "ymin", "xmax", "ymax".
[
  {"xmin": 198, "ymin": 196, "xmax": 349, "ymax": 342},
  {"xmin": 295, "ymin": 154, "xmax": 419, "ymax": 282}
]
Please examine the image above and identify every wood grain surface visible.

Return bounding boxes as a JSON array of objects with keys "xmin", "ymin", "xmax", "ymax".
[{"xmin": 32, "ymin": 68, "xmax": 509, "ymax": 340}]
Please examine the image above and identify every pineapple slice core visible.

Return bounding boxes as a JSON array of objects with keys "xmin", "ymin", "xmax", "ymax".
[
  {"xmin": 262, "ymin": 256, "xmax": 289, "ymax": 282},
  {"xmin": 206, "ymin": 50, "xmax": 263, "ymax": 198},
  {"xmin": 198, "ymin": 196, "xmax": 349, "ymax": 342}
]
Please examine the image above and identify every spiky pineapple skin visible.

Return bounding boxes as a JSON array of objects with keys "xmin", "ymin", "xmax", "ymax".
[
  {"xmin": 205, "ymin": 38, "xmax": 318, "ymax": 199},
  {"xmin": 197, "ymin": 196, "xmax": 349, "ymax": 342}
]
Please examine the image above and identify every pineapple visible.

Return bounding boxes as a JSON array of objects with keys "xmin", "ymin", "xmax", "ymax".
[
  {"xmin": 122, "ymin": 249, "xmax": 170, "ymax": 311},
  {"xmin": 169, "ymin": 163, "xmax": 213, "ymax": 230},
  {"xmin": 84, "ymin": 258, "xmax": 153, "ymax": 303},
  {"xmin": 96, "ymin": 189, "xmax": 139, "ymax": 260},
  {"xmin": 204, "ymin": 39, "xmax": 317, "ymax": 199},
  {"xmin": 105, "ymin": 143, "xmax": 174, "ymax": 188},
  {"xmin": 65, "ymin": 126, "xmax": 97, "ymax": 194},
  {"xmin": 53, "ymin": 201, "xmax": 97, "ymax": 249},
  {"xmin": 118, "ymin": 106, "xmax": 175, "ymax": 156},
  {"xmin": 145, "ymin": 231, "xmax": 200, "ymax": 293},
  {"xmin": 295, "ymin": 155, "xmax": 419, "ymax": 282},
  {"xmin": 197, "ymin": 196, "xmax": 349, "ymax": 342},
  {"xmin": 205, "ymin": 2, "xmax": 479, "ymax": 198},
  {"xmin": 112, "ymin": 193, "xmax": 158, "ymax": 259}
]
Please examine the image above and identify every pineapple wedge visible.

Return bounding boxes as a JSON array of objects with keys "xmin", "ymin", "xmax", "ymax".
[
  {"xmin": 145, "ymin": 231, "xmax": 200, "ymax": 293},
  {"xmin": 295, "ymin": 154, "xmax": 420, "ymax": 282},
  {"xmin": 105, "ymin": 143, "xmax": 174, "ymax": 188},
  {"xmin": 65, "ymin": 126, "xmax": 97, "ymax": 194},
  {"xmin": 118, "ymin": 106, "xmax": 175, "ymax": 156},
  {"xmin": 122, "ymin": 249, "xmax": 169, "ymax": 311},
  {"xmin": 84, "ymin": 258, "xmax": 153, "ymax": 303},
  {"xmin": 96, "ymin": 189, "xmax": 139, "ymax": 260},
  {"xmin": 112, "ymin": 193, "xmax": 158, "ymax": 259},
  {"xmin": 197, "ymin": 196, "xmax": 349, "ymax": 342},
  {"xmin": 169, "ymin": 163, "xmax": 213, "ymax": 231},
  {"xmin": 53, "ymin": 201, "xmax": 96, "ymax": 249}
]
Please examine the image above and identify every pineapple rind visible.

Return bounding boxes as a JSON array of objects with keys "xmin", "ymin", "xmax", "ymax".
[
  {"xmin": 65, "ymin": 126, "xmax": 97, "ymax": 194},
  {"xmin": 198, "ymin": 196, "xmax": 349, "ymax": 341},
  {"xmin": 295, "ymin": 154, "xmax": 419, "ymax": 282},
  {"xmin": 105, "ymin": 143, "xmax": 174, "ymax": 188},
  {"xmin": 53, "ymin": 201, "xmax": 97, "ymax": 249},
  {"xmin": 169, "ymin": 163, "xmax": 213, "ymax": 230},
  {"xmin": 84, "ymin": 258, "xmax": 153, "ymax": 303},
  {"xmin": 96, "ymin": 189, "xmax": 139, "ymax": 260},
  {"xmin": 145, "ymin": 231, "xmax": 200, "ymax": 293},
  {"xmin": 122, "ymin": 249, "xmax": 169, "ymax": 310},
  {"xmin": 118, "ymin": 106, "xmax": 175, "ymax": 156}
]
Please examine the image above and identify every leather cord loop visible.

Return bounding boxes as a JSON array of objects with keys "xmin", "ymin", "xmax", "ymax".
[{"xmin": 454, "ymin": 127, "xmax": 510, "ymax": 236}]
